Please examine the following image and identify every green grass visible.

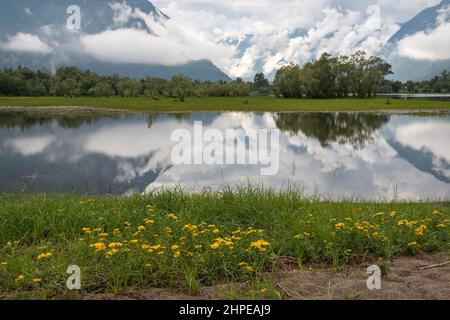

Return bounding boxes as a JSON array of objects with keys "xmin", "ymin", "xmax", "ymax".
[
  {"xmin": 0, "ymin": 187, "xmax": 449, "ymax": 299},
  {"xmin": 1, "ymin": 96, "xmax": 450, "ymax": 112}
]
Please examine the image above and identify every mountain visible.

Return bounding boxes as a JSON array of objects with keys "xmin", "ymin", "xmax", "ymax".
[
  {"xmin": 0, "ymin": 0, "xmax": 231, "ymax": 81},
  {"xmin": 386, "ymin": 0, "xmax": 450, "ymax": 81}
]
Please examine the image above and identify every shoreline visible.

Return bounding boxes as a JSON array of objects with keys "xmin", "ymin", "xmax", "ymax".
[
  {"xmin": 0, "ymin": 96, "xmax": 450, "ymax": 113},
  {"xmin": 1, "ymin": 105, "xmax": 450, "ymax": 116}
]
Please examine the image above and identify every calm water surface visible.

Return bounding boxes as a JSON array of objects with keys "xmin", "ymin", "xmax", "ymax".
[{"xmin": 0, "ymin": 111, "xmax": 449, "ymax": 200}]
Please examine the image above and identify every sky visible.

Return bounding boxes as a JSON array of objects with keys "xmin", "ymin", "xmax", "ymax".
[
  {"xmin": 148, "ymin": 0, "xmax": 445, "ymax": 78},
  {"xmin": 1, "ymin": 0, "xmax": 448, "ymax": 79}
]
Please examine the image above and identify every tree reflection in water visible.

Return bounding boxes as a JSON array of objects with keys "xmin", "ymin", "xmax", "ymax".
[{"xmin": 275, "ymin": 112, "xmax": 390, "ymax": 149}]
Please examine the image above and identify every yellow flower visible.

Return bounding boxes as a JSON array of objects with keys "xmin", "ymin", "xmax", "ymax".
[
  {"xmin": 106, "ymin": 249, "xmax": 120, "ymax": 258},
  {"xmin": 415, "ymin": 225, "xmax": 427, "ymax": 237},
  {"xmin": 146, "ymin": 204, "xmax": 154, "ymax": 212},
  {"xmin": 82, "ymin": 227, "xmax": 92, "ymax": 234},
  {"xmin": 173, "ymin": 250, "xmax": 181, "ymax": 258},
  {"xmin": 194, "ymin": 245, "xmax": 202, "ymax": 250},
  {"xmin": 250, "ymin": 239, "xmax": 271, "ymax": 250},
  {"xmin": 108, "ymin": 242, "xmax": 123, "ymax": 248},
  {"xmin": 15, "ymin": 274, "xmax": 25, "ymax": 282},
  {"xmin": 89, "ymin": 242, "xmax": 107, "ymax": 252},
  {"xmin": 171, "ymin": 245, "xmax": 180, "ymax": 251},
  {"xmin": 335, "ymin": 223, "xmax": 345, "ymax": 229},
  {"xmin": 129, "ymin": 239, "xmax": 139, "ymax": 244},
  {"xmin": 408, "ymin": 241, "xmax": 417, "ymax": 247},
  {"xmin": 1, "ymin": 262, "xmax": 8, "ymax": 266},
  {"xmin": 390, "ymin": 211, "xmax": 397, "ymax": 218},
  {"xmin": 138, "ymin": 225, "xmax": 146, "ymax": 232},
  {"xmin": 260, "ymin": 288, "xmax": 268, "ymax": 294},
  {"xmin": 32, "ymin": 278, "xmax": 42, "ymax": 283},
  {"xmin": 212, "ymin": 229, "xmax": 220, "ymax": 234},
  {"xmin": 210, "ymin": 242, "xmax": 220, "ymax": 250},
  {"xmin": 124, "ymin": 221, "xmax": 132, "ymax": 228},
  {"xmin": 37, "ymin": 252, "xmax": 53, "ymax": 260},
  {"xmin": 245, "ymin": 266, "xmax": 254, "ymax": 272},
  {"xmin": 432, "ymin": 210, "xmax": 442, "ymax": 217},
  {"xmin": 373, "ymin": 212, "xmax": 385, "ymax": 218},
  {"xmin": 239, "ymin": 262, "xmax": 248, "ymax": 267},
  {"xmin": 437, "ymin": 224, "xmax": 446, "ymax": 228},
  {"xmin": 167, "ymin": 213, "xmax": 178, "ymax": 221},
  {"xmin": 183, "ymin": 224, "xmax": 198, "ymax": 232},
  {"xmin": 144, "ymin": 219, "xmax": 155, "ymax": 225},
  {"xmin": 99, "ymin": 233, "xmax": 109, "ymax": 238}
]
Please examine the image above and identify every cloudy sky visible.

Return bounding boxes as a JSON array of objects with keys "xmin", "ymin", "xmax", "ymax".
[
  {"xmin": 1, "ymin": 0, "xmax": 448, "ymax": 79},
  {"xmin": 147, "ymin": 0, "xmax": 445, "ymax": 78}
]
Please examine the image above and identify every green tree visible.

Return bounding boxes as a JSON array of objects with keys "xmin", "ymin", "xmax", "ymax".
[
  {"xmin": 253, "ymin": 73, "xmax": 269, "ymax": 89},
  {"xmin": 170, "ymin": 75, "xmax": 193, "ymax": 102},
  {"xmin": 273, "ymin": 64, "xmax": 303, "ymax": 98}
]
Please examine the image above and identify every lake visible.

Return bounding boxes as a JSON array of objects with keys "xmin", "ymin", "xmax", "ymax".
[{"xmin": 1, "ymin": 111, "xmax": 449, "ymax": 200}]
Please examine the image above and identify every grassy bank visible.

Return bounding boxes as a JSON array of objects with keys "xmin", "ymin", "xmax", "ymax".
[
  {"xmin": 0, "ymin": 96, "xmax": 450, "ymax": 112},
  {"xmin": 0, "ymin": 188, "xmax": 449, "ymax": 299}
]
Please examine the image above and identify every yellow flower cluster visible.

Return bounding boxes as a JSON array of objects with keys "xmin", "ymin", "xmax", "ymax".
[
  {"xmin": 36, "ymin": 252, "xmax": 52, "ymax": 260},
  {"xmin": 249, "ymin": 239, "xmax": 271, "ymax": 252},
  {"xmin": 415, "ymin": 225, "xmax": 427, "ymax": 237}
]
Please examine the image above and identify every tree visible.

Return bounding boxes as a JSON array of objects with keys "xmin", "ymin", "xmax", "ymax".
[
  {"xmin": 170, "ymin": 75, "xmax": 193, "ymax": 102},
  {"xmin": 89, "ymin": 82, "xmax": 115, "ymax": 97},
  {"xmin": 253, "ymin": 73, "xmax": 269, "ymax": 89},
  {"xmin": 273, "ymin": 64, "xmax": 303, "ymax": 98},
  {"xmin": 116, "ymin": 79, "xmax": 142, "ymax": 97}
]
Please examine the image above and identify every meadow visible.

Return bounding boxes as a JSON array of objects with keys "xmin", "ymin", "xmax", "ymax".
[
  {"xmin": 1, "ymin": 96, "xmax": 450, "ymax": 113},
  {"xmin": 0, "ymin": 187, "xmax": 448, "ymax": 299}
]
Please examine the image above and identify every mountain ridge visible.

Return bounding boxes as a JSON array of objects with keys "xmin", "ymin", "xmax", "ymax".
[{"xmin": 0, "ymin": 0, "xmax": 231, "ymax": 81}]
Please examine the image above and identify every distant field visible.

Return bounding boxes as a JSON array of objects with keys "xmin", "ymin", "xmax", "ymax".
[{"xmin": 1, "ymin": 96, "xmax": 450, "ymax": 112}]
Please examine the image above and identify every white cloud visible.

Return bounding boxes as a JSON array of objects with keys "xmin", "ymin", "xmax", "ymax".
[
  {"xmin": 0, "ymin": 33, "xmax": 53, "ymax": 54},
  {"xmin": 397, "ymin": 5, "xmax": 450, "ymax": 61},
  {"xmin": 80, "ymin": 27, "xmax": 233, "ymax": 66},
  {"xmin": 24, "ymin": 7, "xmax": 33, "ymax": 16},
  {"xmin": 395, "ymin": 120, "xmax": 450, "ymax": 161},
  {"xmin": 153, "ymin": 1, "xmax": 404, "ymax": 78},
  {"xmin": 79, "ymin": 4, "xmax": 234, "ymax": 67},
  {"xmin": 4, "ymin": 135, "xmax": 56, "ymax": 156}
]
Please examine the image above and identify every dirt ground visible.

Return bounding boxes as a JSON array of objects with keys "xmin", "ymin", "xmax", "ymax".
[{"xmin": 83, "ymin": 253, "xmax": 450, "ymax": 300}]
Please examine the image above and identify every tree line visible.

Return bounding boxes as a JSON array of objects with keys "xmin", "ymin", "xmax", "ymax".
[
  {"xmin": 0, "ymin": 66, "xmax": 253, "ymax": 101},
  {"xmin": 0, "ymin": 51, "xmax": 409, "ymax": 100},
  {"xmin": 379, "ymin": 71, "xmax": 450, "ymax": 94},
  {"xmin": 273, "ymin": 51, "xmax": 392, "ymax": 99}
]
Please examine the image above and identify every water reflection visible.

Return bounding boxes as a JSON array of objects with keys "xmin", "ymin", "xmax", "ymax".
[
  {"xmin": 0, "ymin": 111, "xmax": 449, "ymax": 200},
  {"xmin": 275, "ymin": 113, "xmax": 389, "ymax": 149}
]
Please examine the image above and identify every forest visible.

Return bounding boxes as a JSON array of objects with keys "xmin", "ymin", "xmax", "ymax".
[{"xmin": 1, "ymin": 51, "xmax": 447, "ymax": 100}]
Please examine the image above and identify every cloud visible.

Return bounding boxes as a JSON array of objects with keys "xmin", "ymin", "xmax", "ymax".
[
  {"xmin": 4, "ymin": 135, "xmax": 56, "ymax": 156},
  {"xmin": 395, "ymin": 120, "xmax": 450, "ymax": 161},
  {"xmin": 79, "ymin": 27, "xmax": 233, "ymax": 66},
  {"xmin": 79, "ymin": 3, "xmax": 234, "ymax": 67},
  {"xmin": 396, "ymin": 5, "xmax": 450, "ymax": 61},
  {"xmin": 154, "ymin": 1, "xmax": 404, "ymax": 78},
  {"xmin": 0, "ymin": 33, "xmax": 53, "ymax": 54}
]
